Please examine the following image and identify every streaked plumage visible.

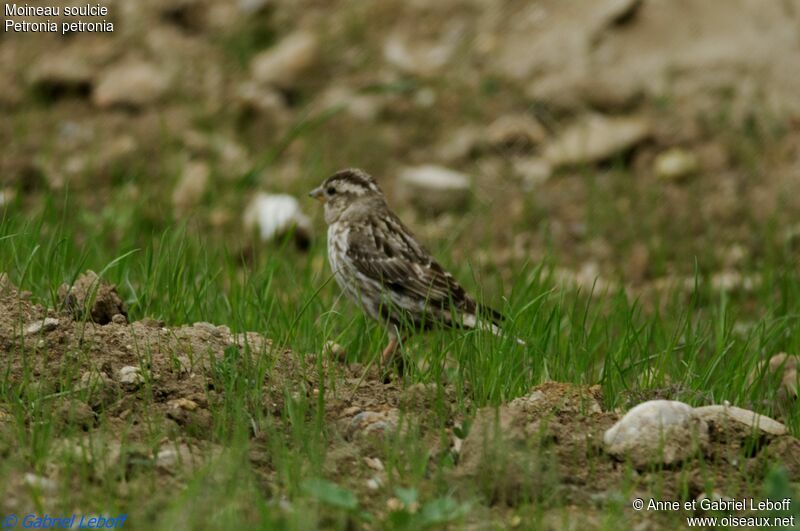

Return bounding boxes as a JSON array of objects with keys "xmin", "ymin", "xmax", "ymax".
[{"xmin": 310, "ymin": 168, "xmax": 510, "ymax": 369}]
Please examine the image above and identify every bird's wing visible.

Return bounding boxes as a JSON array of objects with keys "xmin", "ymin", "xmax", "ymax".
[{"xmin": 346, "ymin": 212, "xmax": 496, "ymax": 320}]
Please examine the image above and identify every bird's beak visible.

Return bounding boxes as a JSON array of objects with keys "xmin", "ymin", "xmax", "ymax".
[{"xmin": 309, "ymin": 186, "xmax": 326, "ymax": 203}]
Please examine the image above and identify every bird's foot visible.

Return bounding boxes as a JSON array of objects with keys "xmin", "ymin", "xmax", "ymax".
[{"xmin": 380, "ymin": 337, "xmax": 404, "ymax": 383}]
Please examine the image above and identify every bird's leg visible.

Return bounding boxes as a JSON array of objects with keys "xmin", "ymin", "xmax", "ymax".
[
  {"xmin": 380, "ymin": 332, "xmax": 405, "ymax": 377},
  {"xmin": 381, "ymin": 335, "xmax": 398, "ymax": 367}
]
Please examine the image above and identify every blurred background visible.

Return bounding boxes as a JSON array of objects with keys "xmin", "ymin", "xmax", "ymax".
[{"xmin": 2, "ymin": 0, "xmax": 799, "ymax": 298}]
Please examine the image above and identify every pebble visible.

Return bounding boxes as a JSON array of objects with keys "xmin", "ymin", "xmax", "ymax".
[
  {"xmin": 323, "ymin": 341, "xmax": 346, "ymax": 361},
  {"xmin": 383, "ymin": 25, "xmax": 460, "ymax": 76},
  {"xmin": 93, "ymin": 60, "xmax": 169, "ymax": 109},
  {"xmin": 513, "ymin": 157, "xmax": 553, "ymax": 188},
  {"xmin": 25, "ymin": 318, "xmax": 59, "ymax": 336},
  {"xmin": 28, "ymin": 51, "xmax": 93, "ymax": 93},
  {"xmin": 155, "ymin": 443, "xmax": 195, "ymax": 472},
  {"xmin": 58, "ymin": 270, "xmax": 126, "ymax": 325},
  {"xmin": 172, "ymin": 161, "xmax": 210, "ymax": 213},
  {"xmin": 749, "ymin": 353, "xmax": 798, "ymax": 400},
  {"xmin": 0, "ymin": 188, "xmax": 15, "ymax": 207},
  {"xmin": 251, "ymin": 31, "xmax": 318, "ymax": 89},
  {"xmin": 346, "ymin": 410, "xmax": 399, "ymax": 439},
  {"xmin": 169, "ymin": 398, "xmax": 199, "ymax": 411},
  {"xmin": 543, "ymin": 114, "xmax": 650, "ymax": 168},
  {"xmin": 693, "ymin": 404, "xmax": 787, "ymax": 436},
  {"xmin": 363, "ymin": 456, "xmax": 384, "ymax": 471},
  {"xmin": 397, "ymin": 165, "xmax": 471, "ymax": 215},
  {"xmin": 23, "ymin": 473, "xmax": 57, "ymax": 493},
  {"xmin": 603, "ymin": 400, "xmax": 709, "ymax": 467},
  {"xmin": 118, "ymin": 366, "xmax": 144, "ymax": 390},
  {"xmin": 242, "ymin": 193, "xmax": 312, "ymax": 249},
  {"xmin": 654, "ymin": 148, "xmax": 699, "ymax": 181},
  {"xmin": 487, "ymin": 115, "xmax": 546, "ymax": 150}
]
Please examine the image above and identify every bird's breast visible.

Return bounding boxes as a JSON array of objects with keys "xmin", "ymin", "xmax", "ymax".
[{"xmin": 326, "ymin": 223, "xmax": 349, "ymax": 280}]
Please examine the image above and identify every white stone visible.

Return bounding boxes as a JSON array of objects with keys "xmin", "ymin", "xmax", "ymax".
[
  {"xmin": 654, "ymin": 148, "xmax": 699, "ymax": 181},
  {"xmin": 23, "ymin": 473, "xmax": 57, "ymax": 493},
  {"xmin": 693, "ymin": 404, "xmax": 787, "ymax": 436},
  {"xmin": 604, "ymin": 400, "xmax": 708, "ymax": 467},
  {"xmin": 0, "ymin": 189, "xmax": 11, "ymax": 207},
  {"xmin": 242, "ymin": 193, "xmax": 312, "ymax": 243},
  {"xmin": 487, "ymin": 115, "xmax": 547, "ymax": 149},
  {"xmin": 383, "ymin": 23, "xmax": 462, "ymax": 76},
  {"xmin": 513, "ymin": 157, "xmax": 553, "ymax": 187},
  {"xmin": 543, "ymin": 114, "xmax": 650, "ymax": 168},
  {"xmin": 28, "ymin": 51, "xmax": 93, "ymax": 90},
  {"xmin": 397, "ymin": 165, "xmax": 471, "ymax": 214},
  {"xmin": 118, "ymin": 366, "xmax": 144, "ymax": 389},
  {"xmin": 251, "ymin": 31, "xmax": 318, "ymax": 89},
  {"xmin": 25, "ymin": 318, "xmax": 59, "ymax": 336},
  {"xmin": 93, "ymin": 60, "xmax": 169, "ymax": 108},
  {"xmin": 172, "ymin": 161, "xmax": 210, "ymax": 213}
]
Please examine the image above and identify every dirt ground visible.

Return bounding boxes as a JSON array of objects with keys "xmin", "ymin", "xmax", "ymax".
[{"xmin": 1, "ymin": 273, "xmax": 797, "ymax": 526}]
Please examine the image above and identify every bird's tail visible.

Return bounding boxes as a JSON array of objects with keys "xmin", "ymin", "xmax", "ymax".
[{"xmin": 474, "ymin": 304, "xmax": 526, "ymax": 346}]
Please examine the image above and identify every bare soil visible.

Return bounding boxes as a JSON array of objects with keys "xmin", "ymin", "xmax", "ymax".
[{"xmin": 1, "ymin": 273, "xmax": 796, "ymax": 526}]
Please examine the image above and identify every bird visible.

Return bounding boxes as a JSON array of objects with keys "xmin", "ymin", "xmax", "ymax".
[{"xmin": 309, "ymin": 168, "xmax": 518, "ymax": 372}]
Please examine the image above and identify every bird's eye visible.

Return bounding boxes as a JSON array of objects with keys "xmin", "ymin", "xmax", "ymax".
[{"xmin": 326, "ymin": 186, "xmax": 336, "ymax": 195}]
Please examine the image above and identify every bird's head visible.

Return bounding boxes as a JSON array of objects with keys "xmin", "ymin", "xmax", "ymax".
[{"xmin": 309, "ymin": 168, "xmax": 385, "ymax": 223}]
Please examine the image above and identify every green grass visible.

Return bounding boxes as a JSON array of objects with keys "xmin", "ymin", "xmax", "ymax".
[{"xmin": 1, "ymin": 191, "xmax": 799, "ymax": 529}]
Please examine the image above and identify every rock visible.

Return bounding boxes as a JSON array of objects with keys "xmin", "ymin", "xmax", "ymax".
[
  {"xmin": 709, "ymin": 271, "xmax": 761, "ymax": 293},
  {"xmin": 0, "ymin": 73, "xmax": 23, "ymax": 108},
  {"xmin": 435, "ymin": 126, "xmax": 483, "ymax": 162},
  {"xmin": 748, "ymin": 353, "xmax": 798, "ymax": 401},
  {"xmin": 552, "ymin": 264, "xmax": 619, "ymax": 296},
  {"xmin": 93, "ymin": 60, "xmax": 169, "ymax": 109},
  {"xmin": 626, "ymin": 242, "xmax": 650, "ymax": 284},
  {"xmin": 111, "ymin": 314, "xmax": 128, "ymax": 325},
  {"xmin": 235, "ymin": 81, "xmax": 289, "ymax": 120},
  {"xmin": 654, "ymin": 148, "xmax": 699, "ymax": 181},
  {"xmin": 346, "ymin": 409, "xmax": 399, "ymax": 440},
  {"xmin": 323, "ymin": 341, "xmax": 346, "ymax": 362},
  {"xmin": 23, "ymin": 473, "xmax": 57, "ymax": 493},
  {"xmin": 155, "ymin": 443, "xmax": 197, "ymax": 473},
  {"xmin": 486, "ymin": 0, "xmax": 643, "ymax": 81},
  {"xmin": 543, "ymin": 115, "xmax": 650, "ymax": 168},
  {"xmin": 251, "ymin": 31, "xmax": 318, "ymax": 89},
  {"xmin": 512, "ymin": 157, "xmax": 553, "ymax": 188},
  {"xmin": 118, "ymin": 366, "xmax": 144, "ymax": 391},
  {"xmin": 603, "ymin": 400, "xmax": 708, "ymax": 467},
  {"xmin": 0, "ymin": 188, "xmax": 13, "ymax": 207},
  {"xmin": 25, "ymin": 318, "xmax": 60, "ymax": 336},
  {"xmin": 364, "ymin": 456, "xmax": 384, "ymax": 471},
  {"xmin": 77, "ymin": 370, "xmax": 119, "ymax": 409},
  {"xmin": 693, "ymin": 404, "xmax": 787, "ymax": 436},
  {"xmin": 214, "ymin": 137, "xmax": 251, "ymax": 180},
  {"xmin": 169, "ymin": 398, "xmax": 199, "ymax": 412},
  {"xmin": 54, "ymin": 399, "xmax": 96, "ymax": 429},
  {"xmin": 383, "ymin": 22, "xmax": 462, "ymax": 77},
  {"xmin": 313, "ymin": 85, "xmax": 383, "ymax": 121},
  {"xmin": 172, "ymin": 161, "xmax": 210, "ymax": 213},
  {"xmin": 28, "ymin": 51, "xmax": 93, "ymax": 95},
  {"xmin": 59, "ymin": 270, "xmax": 127, "ymax": 324},
  {"xmin": 242, "ymin": 193, "xmax": 312, "ymax": 250},
  {"xmin": 457, "ymin": 383, "xmax": 606, "ymax": 502},
  {"xmin": 165, "ymin": 398, "xmax": 212, "ymax": 434},
  {"xmin": 400, "ymin": 383, "xmax": 442, "ymax": 410},
  {"xmin": 486, "ymin": 115, "xmax": 547, "ymax": 151},
  {"xmin": 397, "ymin": 165, "xmax": 471, "ymax": 214}
]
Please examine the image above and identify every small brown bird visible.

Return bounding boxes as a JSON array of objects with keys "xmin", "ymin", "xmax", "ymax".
[{"xmin": 309, "ymin": 168, "xmax": 517, "ymax": 370}]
